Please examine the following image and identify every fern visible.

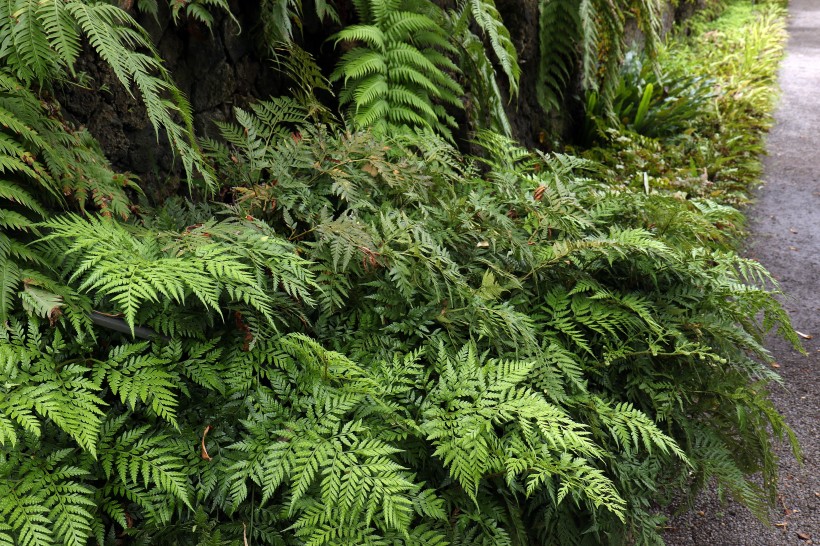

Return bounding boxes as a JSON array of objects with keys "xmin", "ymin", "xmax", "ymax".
[
  {"xmin": 0, "ymin": 1, "xmax": 213, "ymax": 188},
  {"xmin": 421, "ymin": 344, "xmax": 624, "ymax": 516},
  {"xmin": 537, "ymin": 0, "xmax": 580, "ymax": 112},
  {"xmin": 0, "ymin": 13, "xmax": 799, "ymax": 540},
  {"xmin": 331, "ymin": 0, "xmax": 464, "ymax": 137},
  {"xmin": 447, "ymin": 8, "xmax": 513, "ymax": 135},
  {"xmin": 260, "ymin": 0, "xmax": 339, "ymax": 46},
  {"xmin": 537, "ymin": 0, "xmax": 664, "ymax": 115},
  {"xmin": 38, "ymin": 214, "xmax": 316, "ymax": 332},
  {"xmin": 461, "ymin": 0, "xmax": 519, "ymax": 94},
  {"xmin": 0, "ymin": 69, "xmax": 139, "ymax": 324},
  {"xmin": 270, "ymin": 42, "xmax": 337, "ymax": 122},
  {"xmin": 171, "ymin": 0, "xmax": 236, "ymax": 28},
  {"xmin": 0, "ymin": 320, "xmax": 104, "ymax": 453}
]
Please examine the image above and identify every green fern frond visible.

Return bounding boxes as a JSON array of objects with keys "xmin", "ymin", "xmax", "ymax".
[
  {"xmin": 0, "ymin": 1, "xmax": 213, "ymax": 188},
  {"xmin": 465, "ymin": 0, "xmax": 519, "ymax": 94},
  {"xmin": 332, "ymin": 0, "xmax": 463, "ymax": 136},
  {"xmin": 537, "ymin": 0, "xmax": 580, "ymax": 112},
  {"xmin": 39, "ymin": 214, "xmax": 316, "ymax": 331}
]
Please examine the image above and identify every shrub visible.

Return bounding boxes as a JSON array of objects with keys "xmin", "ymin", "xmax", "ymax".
[
  {"xmin": 0, "ymin": 1, "xmax": 796, "ymax": 545},
  {"xmin": 1, "ymin": 103, "xmax": 799, "ymax": 544}
]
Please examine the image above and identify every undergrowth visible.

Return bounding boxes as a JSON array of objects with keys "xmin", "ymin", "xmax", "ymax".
[
  {"xmin": 0, "ymin": 1, "xmax": 798, "ymax": 545},
  {"xmin": 582, "ymin": 1, "xmax": 787, "ymax": 207}
]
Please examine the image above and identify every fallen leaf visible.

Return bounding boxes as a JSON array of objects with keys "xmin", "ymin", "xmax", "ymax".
[
  {"xmin": 362, "ymin": 162, "xmax": 379, "ymax": 177},
  {"xmin": 779, "ymin": 495, "xmax": 791, "ymax": 516},
  {"xmin": 798, "ymin": 532, "xmax": 811, "ymax": 541},
  {"xmin": 796, "ymin": 331, "xmax": 813, "ymax": 340},
  {"xmin": 774, "ymin": 522, "xmax": 788, "ymax": 528},
  {"xmin": 771, "ymin": 362, "xmax": 781, "ymax": 369},
  {"xmin": 201, "ymin": 425, "xmax": 213, "ymax": 461},
  {"xmin": 48, "ymin": 306, "xmax": 63, "ymax": 327}
]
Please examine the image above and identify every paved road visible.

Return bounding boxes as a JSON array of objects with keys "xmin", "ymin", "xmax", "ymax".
[{"xmin": 664, "ymin": 1, "xmax": 820, "ymax": 544}]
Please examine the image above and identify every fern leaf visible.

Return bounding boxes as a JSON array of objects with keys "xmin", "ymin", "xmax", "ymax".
[
  {"xmin": 0, "ymin": 259, "xmax": 20, "ymax": 324},
  {"xmin": 37, "ymin": 1, "xmax": 81, "ymax": 75},
  {"xmin": 467, "ymin": 0, "xmax": 519, "ymax": 93}
]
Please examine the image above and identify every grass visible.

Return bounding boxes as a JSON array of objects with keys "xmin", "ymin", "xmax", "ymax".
[{"xmin": 580, "ymin": 1, "xmax": 787, "ymax": 212}]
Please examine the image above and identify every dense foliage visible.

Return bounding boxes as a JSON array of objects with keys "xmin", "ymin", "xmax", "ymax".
[
  {"xmin": 0, "ymin": 0, "xmax": 797, "ymax": 545},
  {"xmin": 582, "ymin": 3, "xmax": 787, "ymax": 206}
]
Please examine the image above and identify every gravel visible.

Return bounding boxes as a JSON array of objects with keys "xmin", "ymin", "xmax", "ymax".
[{"xmin": 663, "ymin": 1, "xmax": 820, "ymax": 544}]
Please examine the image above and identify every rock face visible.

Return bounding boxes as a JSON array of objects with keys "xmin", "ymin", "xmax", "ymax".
[
  {"xmin": 58, "ymin": 0, "xmax": 283, "ymax": 200},
  {"xmin": 59, "ymin": 0, "xmax": 702, "ymax": 199}
]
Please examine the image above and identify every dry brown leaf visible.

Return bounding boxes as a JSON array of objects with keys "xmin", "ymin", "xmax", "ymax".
[
  {"xmin": 362, "ymin": 162, "xmax": 379, "ymax": 177},
  {"xmin": 797, "ymin": 532, "xmax": 811, "ymax": 541},
  {"xmin": 201, "ymin": 425, "xmax": 213, "ymax": 461},
  {"xmin": 48, "ymin": 306, "xmax": 63, "ymax": 327}
]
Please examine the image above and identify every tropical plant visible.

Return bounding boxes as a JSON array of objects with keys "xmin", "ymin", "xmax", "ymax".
[
  {"xmin": 330, "ymin": 0, "xmax": 465, "ymax": 138},
  {"xmin": 537, "ymin": 0, "xmax": 665, "ymax": 115},
  {"xmin": 584, "ymin": 51, "xmax": 716, "ymax": 142},
  {"xmin": 0, "ymin": 1, "xmax": 798, "ymax": 545}
]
